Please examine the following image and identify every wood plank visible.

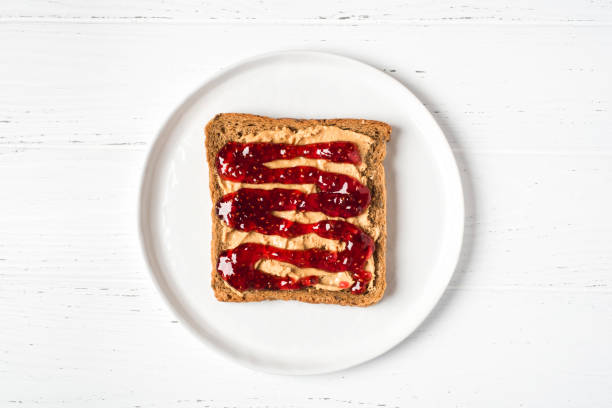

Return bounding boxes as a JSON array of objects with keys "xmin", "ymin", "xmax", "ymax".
[
  {"xmin": 2, "ymin": 282, "xmax": 611, "ymax": 406},
  {"xmin": 0, "ymin": 146, "xmax": 610, "ymax": 291},
  {"xmin": 0, "ymin": 23, "xmax": 611, "ymax": 153},
  {"xmin": 2, "ymin": 0, "xmax": 612, "ymax": 23}
]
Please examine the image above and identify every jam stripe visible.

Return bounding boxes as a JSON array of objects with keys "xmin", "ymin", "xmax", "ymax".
[{"xmin": 215, "ymin": 142, "xmax": 374, "ymax": 293}]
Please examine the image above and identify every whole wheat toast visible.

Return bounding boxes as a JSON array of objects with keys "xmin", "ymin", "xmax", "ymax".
[{"xmin": 205, "ymin": 113, "xmax": 390, "ymax": 306}]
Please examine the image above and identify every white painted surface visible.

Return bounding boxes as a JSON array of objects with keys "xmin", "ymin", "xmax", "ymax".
[{"xmin": 1, "ymin": 1, "xmax": 611, "ymax": 406}]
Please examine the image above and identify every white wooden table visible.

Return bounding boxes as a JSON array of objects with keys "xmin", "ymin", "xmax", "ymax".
[{"xmin": 2, "ymin": 1, "xmax": 612, "ymax": 406}]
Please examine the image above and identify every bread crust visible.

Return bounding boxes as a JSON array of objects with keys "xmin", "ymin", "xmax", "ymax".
[{"xmin": 205, "ymin": 113, "xmax": 390, "ymax": 306}]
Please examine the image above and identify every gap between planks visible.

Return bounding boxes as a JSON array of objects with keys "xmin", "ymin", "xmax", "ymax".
[{"xmin": 2, "ymin": 16, "xmax": 612, "ymax": 26}]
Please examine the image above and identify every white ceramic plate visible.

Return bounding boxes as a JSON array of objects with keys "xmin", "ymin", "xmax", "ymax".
[{"xmin": 139, "ymin": 51, "xmax": 464, "ymax": 375}]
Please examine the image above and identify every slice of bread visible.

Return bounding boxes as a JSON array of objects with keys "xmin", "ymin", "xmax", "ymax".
[{"xmin": 205, "ymin": 113, "xmax": 390, "ymax": 306}]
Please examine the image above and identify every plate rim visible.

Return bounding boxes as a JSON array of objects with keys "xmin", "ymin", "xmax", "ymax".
[{"xmin": 138, "ymin": 49, "xmax": 465, "ymax": 375}]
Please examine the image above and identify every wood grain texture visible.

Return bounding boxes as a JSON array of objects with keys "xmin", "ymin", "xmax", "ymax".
[
  {"xmin": 1, "ymin": 1, "xmax": 612, "ymax": 406},
  {"xmin": 2, "ymin": 0, "xmax": 612, "ymax": 23}
]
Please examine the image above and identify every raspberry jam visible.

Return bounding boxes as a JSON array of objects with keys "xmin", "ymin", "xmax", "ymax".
[{"xmin": 215, "ymin": 141, "xmax": 374, "ymax": 293}]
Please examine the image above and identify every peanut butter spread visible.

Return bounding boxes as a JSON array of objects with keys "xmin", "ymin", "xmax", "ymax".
[{"xmin": 218, "ymin": 125, "xmax": 377, "ymax": 292}]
